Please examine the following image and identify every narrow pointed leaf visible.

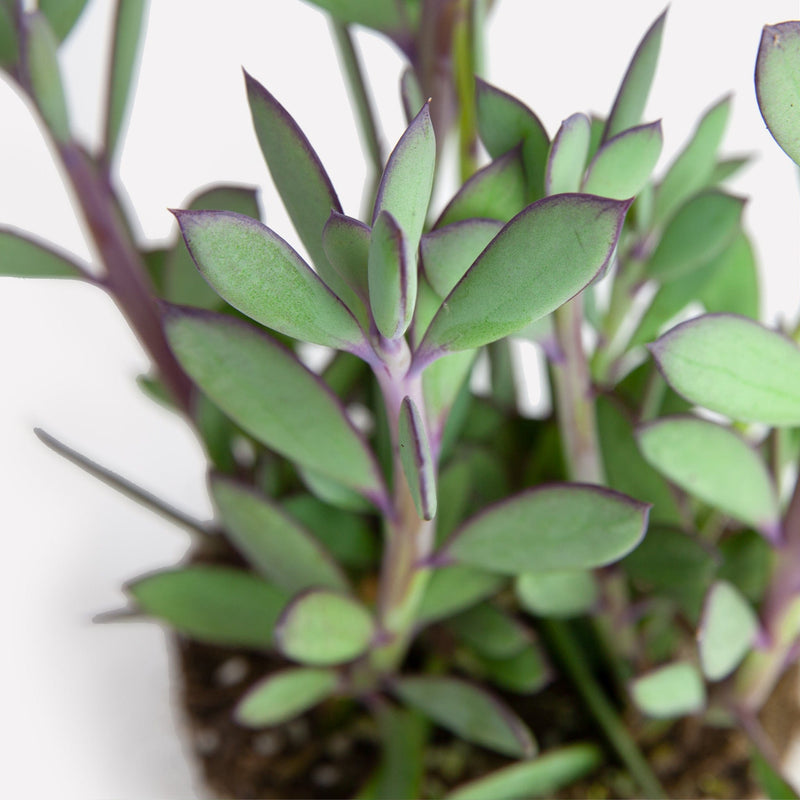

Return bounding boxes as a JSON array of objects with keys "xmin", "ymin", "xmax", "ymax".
[
  {"xmin": 756, "ymin": 22, "xmax": 800, "ymax": 166},
  {"xmin": 236, "ymin": 667, "xmax": 338, "ymax": 727},
  {"xmin": 127, "ymin": 566, "xmax": 288, "ymax": 648},
  {"xmin": 603, "ymin": 10, "xmax": 667, "ymax": 142},
  {"xmin": 631, "ymin": 662, "xmax": 705, "ymax": 718},
  {"xmin": 275, "ymin": 589, "xmax": 374, "ymax": 666},
  {"xmin": 322, "ymin": 211, "xmax": 370, "ymax": 299},
  {"xmin": 165, "ymin": 308, "xmax": 388, "ymax": 505},
  {"xmin": 39, "ymin": 0, "xmax": 89, "ymax": 41},
  {"xmin": 651, "ymin": 314, "xmax": 800, "ymax": 425},
  {"xmin": 302, "ymin": 0, "xmax": 418, "ymax": 33},
  {"xmin": 400, "ymin": 67, "xmax": 425, "ymax": 124},
  {"xmin": 545, "ymin": 113, "xmax": 591, "ymax": 195},
  {"xmin": 699, "ymin": 581, "xmax": 758, "ymax": 681},
  {"xmin": 368, "ymin": 210, "xmax": 413, "ymax": 338},
  {"xmin": 210, "ymin": 477, "xmax": 348, "ymax": 594},
  {"xmin": 446, "ymin": 484, "xmax": 649, "ymax": 575},
  {"xmin": 417, "ymin": 565, "xmax": 504, "ymax": 625},
  {"xmin": 416, "ymin": 195, "xmax": 630, "ymax": 366},
  {"xmin": 174, "ymin": 209, "xmax": 365, "ymax": 349},
  {"xmin": 583, "ymin": 121, "xmax": 662, "ymax": 199},
  {"xmin": 393, "ymin": 676, "xmax": 536, "ymax": 758},
  {"xmin": 398, "ymin": 396, "xmax": 437, "ymax": 520},
  {"xmin": 0, "ymin": 228, "xmax": 85, "ymax": 277},
  {"xmin": 516, "ymin": 570, "xmax": 598, "ymax": 618}
]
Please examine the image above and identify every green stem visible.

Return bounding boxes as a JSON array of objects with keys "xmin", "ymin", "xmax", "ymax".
[{"xmin": 452, "ymin": 0, "xmax": 480, "ymax": 182}]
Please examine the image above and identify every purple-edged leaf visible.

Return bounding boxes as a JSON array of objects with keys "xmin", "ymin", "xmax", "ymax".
[
  {"xmin": 302, "ymin": 0, "xmax": 419, "ymax": 33},
  {"xmin": 602, "ymin": 9, "xmax": 667, "ymax": 142},
  {"xmin": 39, "ymin": 0, "xmax": 89, "ymax": 41},
  {"xmin": 582, "ymin": 121, "xmax": 662, "ymax": 199},
  {"xmin": 545, "ymin": 113, "xmax": 591, "ymax": 195},
  {"xmin": 393, "ymin": 676, "xmax": 535, "ymax": 758},
  {"xmin": 446, "ymin": 484, "xmax": 648, "ymax": 575},
  {"xmin": 368, "ymin": 210, "xmax": 414, "ymax": 339},
  {"xmin": 631, "ymin": 662, "xmax": 705, "ymax": 718},
  {"xmin": 398, "ymin": 396, "xmax": 437, "ymax": 520},
  {"xmin": 235, "ymin": 667, "xmax": 339, "ymax": 728},
  {"xmin": 420, "ymin": 219, "xmax": 503, "ymax": 299},
  {"xmin": 373, "ymin": 102, "xmax": 435, "ymax": 261},
  {"xmin": 0, "ymin": 227, "xmax": 86, "ymax": 278},
  {"xmin": 436, "ymin": 150, "xmax": 526, "ymax": 227},
  {"xmin": 636, "ymin": 416, "xmax": 780, "ymax": 539},
  {"xmin": 210, "ymin": 476, "xmax": 349, "ymax": 594},
  {"xmin": 164, "ymin": 308, "xmax": 388, "ymax": 507},
  {"xmin": 415, "ymin": 195, "xmax": 630, "ymax": 367},
  {"xmin": 651, "ymin": 314, "xmax": 800, "ymax": 426},
  {"xmin": 322, "ymin": 211, "xmax": 370, "ymax": 300},
  {"xmin": 400, "ymin": 67, "xmax": 425, "ymax": 124},
  {"xmin": 127, "ymin": 566, "xmax": 288, "ymax": 649},
  {"xmin": 174, "ymin": 209, "xmax": 365, "ymax": 349},
  {"xmin": 756, "ymin": 22, "xmax": 800, "ymax": 166},
  {"xmin": 275, "ymin": 589, "xmax": 374, "ymax": 666},
  {"xmin": 417, "ymin": 565, "xmax": 505, "ymax": 625}
]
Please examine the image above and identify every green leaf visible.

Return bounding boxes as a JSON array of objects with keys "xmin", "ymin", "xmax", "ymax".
[
  {"xmin": 165, "ymin": 308, "xmax": 388, "ymax": 506},
  {"xmin": 446, "ymin": 744, "xmax": 602, "ymax": 800},
  {"xmin": 630, "ymin": 662, "xmax": 706, "ymax": 718},
  {"xmin": 545, "ymin": 113, "xmax": 591, "ymax": 195},
  {"xmin": 637, "ymin": 416, "xmax": 780, "ymax": 539},
  {"xmin": 39, "ymin": 0, "xmax": 89, "ymax": 41},
  {"xmin": 128, "ymin": 566, "xmax": 288, "ymax": 648},
  {"xmin": 298, "ymin": 464, "xmax": 376, "ymax": 512},
  {"xmin": 275, "ymin": 589, "xmax": 374, "ymax": 666},
  {"xmin": 447, "ymin": 603, "xmax": 531, "ymax": 659},
  {"xmin": 582, "ymin": 121, "xmax": 663, "ymax": 199},
  {"xmin": 322, "ymin": 211, "xmax": 370, "ymax": 300},
  {"xmin": 0, "ymin": 2, "xmax": 18, "ymax": 67},
  {"xmin": 436, "ymin": 150, "xmax": 526, "ymax": 226},
  {"xmin": 174, "ymin": 209, "xmax": 365, "ymax": 349},
  {"xmin": 398, "ymin": 396, "xmax": 437, "ymax": 521},
  {"xmin": 211, "ymin": 477, "xmax": 348, "ymax": 594},
  {"xmin": 756, "ymin": 22, "xmax": 800, "ymax": 167},
  {"xmin": 603, "ymin": 9, "xmax": 667, "ymax": 142},
  {"xmin": 0, "ymin": 227, "xmax": 85, "ymax": 277},
  {"xmin": 698, "ymin": 580, "xmax": 758, "ymax": 681},
  {"xmin": 102, "ymin": 0, "xmax": 146, "ymax": 161},
  {"xmin": 417, "ymin": 565, "xmax": 504, "ymax": 625},
  {"xmin": 393, "ymin": 676, "xmax": 536, "ymax": 758},
  {"xmin": 400, "ymin": 66, "xmax": 425, "ymax": 124},
  {"xmin": 654, "ymin": 96, "xmax": 731, "ymax": 223},
  {"xmin": 516, "ymin": 570, "xmax": 598, "ymax": 618},
  {"xmin": 479, "ymin": 643, "xmax": 551, "ymax": 695},
  {"xmin": 424, "ymin": 350, "xmax": 476, "ymax": 442},
  {"xmin": 646, "ymin": 190, "xmax": 745, "ymax": 282},
  {"xmin": 235, "ymin": 667, "xmax": 339, "ymax": 727},
  {"xmin": 415, "ymin": 195, "xmax": 629, "ymax": 366},
  {"xmin": 650, "ymin": 314, "xmax": 800, "ymax": 426},
  {"xmin": 717, "ymin": 530, "xmax": 772, "ymax": 605},
  {"xmin": 751, "ymin": 748, "xmax": 800, "ymax": 800},
  {"xmin": 445, "ymin": 484, "xmax": 649, "ymax": 575},
  {"xmin": 698, "ymin": 231, "xmax": 759, "ymax": 318},
  {"xmin": 302, "ymin": 0, "xmax": 418, "ymax": 33}
]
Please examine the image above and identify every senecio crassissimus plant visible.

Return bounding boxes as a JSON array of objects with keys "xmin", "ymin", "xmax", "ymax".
[{"xmin": 4, "ymin": 1, "xmax": 800, "ymax": 798}]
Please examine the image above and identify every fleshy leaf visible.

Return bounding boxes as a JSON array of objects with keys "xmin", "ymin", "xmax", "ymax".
[
  {"xmin": 445, "ymin": 484, "xmax": 649, "ymax": 574},
  {"xmin": 545, "ymin": 113, "xmax": 591, "ymax": 195},
  {"xmin": 446, "ymin": 744, "xmax": 602, "ymax": 800},
  {"xmin": 393, "ymin": 676, "xmax": 536, "ymax": 758},
  {"xmin": 298, "ymin": 465, "xmax": 376, "ymax": 512},
  {"xmin": 603, "ymin": 9, "xmax": 667, "ymax": 142},
  {"xmin": 582, "ymin": 121, "xmax": 663, "ymax": 199},
  {"xmin": 0, "ymin": 2, "xmax": 17, "ymax": 67},
  {"xmin": 400, "ymin": 67, "xmax": 425, "ymax": 124},
  {"xmin": 414, "ymin": 195, "xmax": 629, "ymax": 368},
  {"xmin": 235, "ymin": 667, "xmax": 339, "ymax": 727},
  {"xmin": 322, "ymin": 211, "xmax": 370, "ymax": 300},
  {"xmin": 174, "ymin": 209, "xmax": 365, "ymax": 349},
  {"xmin": 447, "ymin": 603, "xmax": 531, "ymax": 659},
  {"xmin": 698, "ymin": 580, "xmax": 758, "ymax": 681},
  {"xmin": 637, "ymin": 416, "xmax": 780, "ymax": 539},
  {"xmin": 479, "ymin": 643, "xmax": 551, "ymax": 695},
  {"xmin": 756, "ymin": 22, "xmax": 800, "ymax": 166},
  {"xmin": 398, "ymin": 396, "xmax": 437, "ymax": 520},
  {"xmin": 718, "ymin": 530, "xmax": 772, "ymax": 605},
  {"xmin": 368, "ymin": 210, "xmax": 414, "ymax": 338},
  {"xmin": 164, "ymin": 308, "xmax": 388, "ymax": 506},
  {"xmin": 127, "ymin": 566, "xmax": 288, "ymax": 649},
  {"xmin": 302, "ymin": 0, "xmax": 418, "ymax": 33},
  {"xmin": 0, "ymin": 228, "xmax": 85, "ymax": 277},
  {"xmin": 275, "ymin": 589, "xmax": 374, "ymax": 666},
  {"xmin": 39, "ymin": 0, "xmax": 89, "ymax": 41},
  {"xmin": 631, "ymin": 662, "xmax": 706, "ymax": 718},
  {"xmin": 516, "ymin": 570, "xmax": 598, "ymax": 618},
  {"xmin": 210, "ymin": 476, "xmax": 348, "ymax": 594},
  {"xmin": 423, "ymin": 350, "xmax": 476, "ymax": 442},
  {"xmin": 650, "ymin": 314, "xmax": 800, "ymax": 426},
  {"xmin": 699, "ymin": 231, "xmax": 759, "ymax": 318},
  {"xmin": 416, "ymin": 565, "xmax": 504, "ymax": 625},
  {"xmin": 366, "ymin": 705, "xmax": 427, "ymax": 800}
]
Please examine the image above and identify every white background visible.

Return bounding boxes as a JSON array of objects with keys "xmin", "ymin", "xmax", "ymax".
[{"xmin": 1, "ymin": 1, "xmax": 799, "ymax": 796}]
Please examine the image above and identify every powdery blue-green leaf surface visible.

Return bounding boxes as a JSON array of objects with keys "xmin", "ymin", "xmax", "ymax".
[
  {"xmin": 174, "ymin": 210, "xmax": 365, "ymax": 349},
  {"xmin": 415, "ymin": 195, "xmax": 630, "ymax": 367},
  {"xmin": 631, "ymin": 662, "xmax": 706, "ymax": 718},
  {"xmin": 127, "ymin": 566, "xmax": 288, "ymax": 649},
  {"xmin": 545, "ymin": 113, "xmax": 591, "ymax": 195},
  {"xmin": 447, "ymin": 603, "xmax": 531, "ymax": 659},
  {"xmin": 582, "ymin": 121, "xmax": 663, "ymax": 199},
  {"xmin": 398, "ymin": 396, "xmax": 437, "ymax": 520},
  {"xmin": 393, "ymin": 676, "xmax": 536, "ymax": 758},
  {"xmin": 165, "ymin": 309, "xmax": 388, "ymax": 507},
  {"xmin": 637, "ymin": 416, "xmax": 780, "ymax": 539},
  {"xmin": 651, "ymin": 314, "xmax": 800, "ymax": 426},
  {"xmin": 446, "ymin": 744, "xmax": 602, "ymax": 800},
  {"xmin": 416, "ymin": 565, "xmax": 505, "ymax": 625},
  {"xmin": 0, "ymin": 228, "xmax": 85, "ymax": 277},
  {"xmin": 210, "ymin": 477, "xmax": 348, "ymax": 594},
  {"xmin": 445, "ymin": 484, "xmax": 649, "ymax": 575},
  {"xmin": 275, "ymin": 589, "xmax": 374, "ymax": 666},
  {"xmin": 368, "ymin": 210, "xmax": 413, "ymax": 339},
  {"xmin": 756, "ymin": 22, "xmax": 800, "ymax": 166},
  {"xmin": 235, "ymin": 667, "xmax": 339, "ymax": 727},
  {"xmin": 516, "ymin": 570, "xmax": 598, "ymax": 618},
  {"xmin": 322, "ymin": 211, "xmax": 370, "ymax": 300},
  {"xmin": 39, "ymin": 0, "xmax": 89, "ymax": 40},
  {"xmin": 698, "ymin": 580, "xmax": 759, "ymax": 681}
]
